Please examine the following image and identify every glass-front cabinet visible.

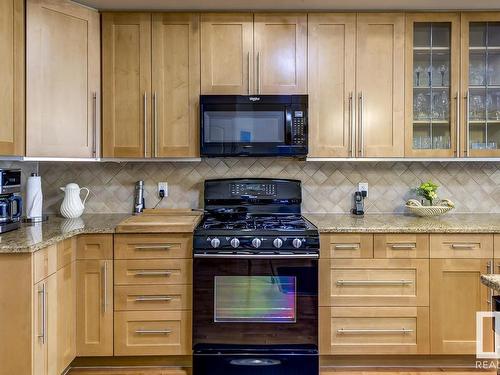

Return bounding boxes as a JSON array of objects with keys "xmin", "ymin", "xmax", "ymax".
[
  {"xmin": 405, "ymin": 14, "xmax": 460, "ymax": 157},
  {"xmin": 461, "ymin": 14, "xmax": 500, "ymax": 157}
]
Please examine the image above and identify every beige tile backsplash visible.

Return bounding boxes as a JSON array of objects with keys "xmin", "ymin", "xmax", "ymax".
[{"xmin": 1, "ymin": 160, "xmax": 500, "ymax": 214}]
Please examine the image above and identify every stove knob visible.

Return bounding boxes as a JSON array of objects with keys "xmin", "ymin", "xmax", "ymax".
[
  {"xmin": 292, "ymin": 238, "xmax": 303, "ymax": 248},
  {"xmin": 251, "ymin": 238, "xmax": 262, "ymax": 248},
  {"xmin": 230, "ymin": 238, "xmax": 240, "ymax": 248},
  {"xmin": 273, "ymin": 238, "xmax": 283, "ymax": 248},
  {"xmin": 210, "ymin": 238, "xmax": 221, "ymax": 248}
]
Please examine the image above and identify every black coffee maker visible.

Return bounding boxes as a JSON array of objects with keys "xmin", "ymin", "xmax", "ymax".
[{"xmin": 0, "ymin": 169, "xmax": 22, "ymax": 233}]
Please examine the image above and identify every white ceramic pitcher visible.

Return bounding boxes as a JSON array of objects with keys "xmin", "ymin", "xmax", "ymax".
[{"xmin": 60, "ymin": 183, "xmax": 90, "ymax": 219}]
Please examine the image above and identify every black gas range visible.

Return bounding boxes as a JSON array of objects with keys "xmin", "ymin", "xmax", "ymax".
[{"xmin": 193, "ymin": 178, "xmax": 319, "ymax": 375}]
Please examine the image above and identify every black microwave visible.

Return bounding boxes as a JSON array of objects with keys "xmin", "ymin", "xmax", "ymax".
[{"xmin": 200, "ymin": 95, "xmax": 308, "ymax": 157}]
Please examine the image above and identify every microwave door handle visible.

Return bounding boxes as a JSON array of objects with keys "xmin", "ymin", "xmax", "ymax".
[{"xmin": 285, "ymin": 108, "xmax": 293, "ymax": 145}]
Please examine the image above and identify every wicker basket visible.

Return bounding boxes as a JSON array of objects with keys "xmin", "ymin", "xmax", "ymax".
[{"xmin": 405, "ymin": 205, "xmax": 454, "ymax": 217}]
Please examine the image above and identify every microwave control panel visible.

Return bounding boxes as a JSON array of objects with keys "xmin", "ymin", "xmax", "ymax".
[{"xmin": 291, "ymin": 111, "xmax": 306, "ymax": 145}]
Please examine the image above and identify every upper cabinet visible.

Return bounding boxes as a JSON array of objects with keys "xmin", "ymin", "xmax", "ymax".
[
  {"xmin": 0, "ymin": 0, "xmax": 24, "ymax": 156},
  {"xmin": 201, "ymin": 13, "xmax": 254, "ymax": 95},
  {"xmin": 461, "ymin": 13, "xmax": 500, "ymax": 157},
  {"xmin": 102, "ymin": 12, "xmax": 200, "ymax": 158},
  {"xmin": 201, "ymin": 13, "xmax": 307, "ymax": 95},
  {"xmin": 26, "ymin": 0, "xmax": 100, "ymax": 158},
  {"xmin": 405, "ymin": 13, "xmax": 460, "ymax": 158}
]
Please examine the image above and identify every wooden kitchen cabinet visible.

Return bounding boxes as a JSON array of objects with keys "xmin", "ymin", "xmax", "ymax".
[
  {"xmin": 430, "ymin": 233, "xmax": 493, "ymax": 258},
  {"xmin": 0, "ymin": 0, "xmax": 24, "ymax": 156},
  {"xmin": 374, "ymin": 234, "xmax": 430, "ymax": 258},
  {"xmin": 152, "ymin": 13, "xmax": 200, "ymax": 157},
  {"xmin": 430, "ymin": 258, "xmax": 492, "ymax": 354},
  {"xmin": 356, "ymin": 13, "xmax": 405, "ymax": 157},
  {"xmin": 308, "ymin": 14, "xmax": 356, "ymax": 157},
  {"xmin": 405, "ymin": 13, "xmax": 461, "ymax": 158},
  {"xmin": 102, "ymin": 13, "xmax": 152, "ymax": 158},
  {"xmin": 76, "ymin": 235, "xmax": 114, "ymax": 356},
  {"xmin": 320, "ymin": 233, "xmax": 374, "ymax": 259},
  {"xmin": 254, "ymin": 13, "xmax": 307, "ymax": 94},
  {"xmin": 201, "ymin": 13, "xmax": 254, "ymax": 94},
  {"xmin": 26, "ymin": 0, "xmax": 100, "ymax": 158}
]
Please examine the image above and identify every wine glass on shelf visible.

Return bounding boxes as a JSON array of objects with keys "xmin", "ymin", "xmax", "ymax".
[
  {"xmin": 415, "ymin": 66, "xmax": 423, "ymax": 87},
  {"xmin": 427, "ymin": 66, "xmax": 432, "ymax": 87},
  {"xmin": 439, "ymin": 65, "xmax": 448, "ymax": 87}
]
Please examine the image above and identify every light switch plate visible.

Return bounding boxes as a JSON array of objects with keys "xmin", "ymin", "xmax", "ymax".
[{"xmin": 158, "ymin": 182, "xmax": 168, "ymax": 197}]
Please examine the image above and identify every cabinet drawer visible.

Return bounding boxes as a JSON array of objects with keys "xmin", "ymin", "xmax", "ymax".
[
  {"xmin": 114, "ymin": 310, "xmax": 191, "ymax": 356},
  {"xmin": 33, "ymin": 244, "xmax": 57, "ymax": 284},
  {"xmin": 114, "ymin": 259, "xmax": 192, "ymax": 285},
  {"xmin": 320, "ymin": 234, "xmax": 373, "ymax": 259},
  {"xmin": 430, "ymin": 234, "xmax": 493, "ymax": 258},
  {"xmin": 57, "ymin": 237, "xmax": 76, "ymax": 269},
  {"xmin": 114, "ymin": 284, "xmax": 192, "ymax": 311},
  {"xmin": 319, "ymin": 306, "xmax": 429, "ymax": 355},
  {"xmin": 115, "ymin": 234, "xmax": 192, "ymax": 259},
  {"xmin": 319, "ymin": 258, "xmax": 429, "ymax": 306},
  {"xmin": 374, "ymin": 234, "xmax": 429, "ymax": 258},
  {"xmin": 77, "ymin": 234, "xmax": 113, "ymax": 260}
]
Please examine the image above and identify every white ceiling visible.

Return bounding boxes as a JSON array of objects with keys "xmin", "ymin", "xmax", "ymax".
[{"xmin": 74, "ymin": 0, "xmax": 500, "ymax": 11}]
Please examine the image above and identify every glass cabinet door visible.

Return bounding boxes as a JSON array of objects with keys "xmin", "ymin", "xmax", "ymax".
[
  {"xmin": 462, "ymin": 16, "xmax": 500, "ymax": 157},
  {"xmin": 405, "ymin": 14, "xmax": 460, "ymax": 157}
]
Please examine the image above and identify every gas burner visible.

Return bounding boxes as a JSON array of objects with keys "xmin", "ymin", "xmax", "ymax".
[{"xmin": 201, "ymin": 214, "xmax": 310, "ymax": 232}]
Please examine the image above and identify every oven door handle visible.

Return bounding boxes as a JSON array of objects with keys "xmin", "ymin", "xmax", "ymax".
[
  {"xmin": 193, "ymin": 253, "xmax": 319, "ymax": 259},
  {"xmin": 229, "ymin": 358, "xmax": 282, "ymax": 367}
]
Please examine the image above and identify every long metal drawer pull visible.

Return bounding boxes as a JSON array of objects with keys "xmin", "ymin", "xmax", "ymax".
[
  {"xmin": 102, "ymin": 261, "xmax": 108, "ymax": 313},
  {"xmin": 92, "ymin": 92, "xmax": 97, "ymax": 157},
  {"xmin": 337, "ymin": 328, "xmax": 413, "ymax": 334},
  {"xmin": 144, "ymin": 92, "xmax": 148, "ymax": 157},
  {"xmin": 38, "ymin": 283, "xmax": 46, "ymax": 343},
  {"xmin": 135, "ymin": 329, "xmax": 172, "ymax": 335},
  {"xmin": 135, "ymin": 296, "xmax": 173, "ymax": 302},
  {"xmin": 349, "ymin": 92, "xmax": 354, "ymax": 157},
  {"xmin": 334, "ymin": 244, "xmax": 359, "ymax": 250},
  {"xmin": 487, "ymin": 260, "xmax": 493, "ymax": 304},
  {"xmin": 358, "ymin": 92, "xmax": 364, "ymax": 157},
  {"xmin": 134, "ymin": 270, "xmax": 172, "ymax": 276},
  {"xmin": 451, "ymin": 243, "xmax": 476, "ymax": 249},
  {"xmin": 391, "ymin": 243, "xmax": 416, "ymax": 249},
  {"xmin": 336, "ymin": 280, "xmax": 413, "ymax": 286},
  {"xmin": 134, "ymin": 244, "xmax": 174, "ymax": 250}
]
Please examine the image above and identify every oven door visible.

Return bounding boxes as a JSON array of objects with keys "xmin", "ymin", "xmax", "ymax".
[
  {"xmin": 193, "ymin": 255, "xmax": 318, "ymax": 349},
  {"xmin": 201, "ymin": 103, "xmax": 294, "ymax": 156}
]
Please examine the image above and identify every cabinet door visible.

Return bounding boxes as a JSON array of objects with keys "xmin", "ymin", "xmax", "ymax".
[
  {"xmin": 152, "ymin": 13, "xmax": 200, "ymax": 158},
  {"xmin": 76, "ymin": 259, "xmax": 113, "ymax": 356},
  {"xmin": 356, "ymin": 13, "xmax": 405, "ymax": 157},
  {"xmin": 46, "ymin": 272, "xmax": 58, "ymax": 375},
  {"xmin": 33, "ymin": 281, "xmax": 47, "ymax": 375},
  {"xmin": 201, "ymin": 13, "xmax": 254, "ymax": 95},
  {"xmin": 56, "ymin": 262, "xmax": 76, "ymax": 374},
  {"xmin": 405, "ymin": 13, "xmax": 460, "ymax": 158},
  {"xmin": 430, "ymin": 258, "xmax": 492, "ymax": 354},
  {"xmin": 102, "ymin": 13, "xmax": 151, "ymax": 158},
  {"xmin": 308, "ymin": 14, "xmax": 356, "ymax": 157},
  {"xmin": 254, "ymin": 13, "xmax": 307, "ymax": 94},
  {"xmin": 26, "ymin": 0, "xmax": 100, "ymax": 157},
  {"xmin": 0, "ymin": 0, "xmax": 24, "ymax": 156},
  {"xmin": 461, "ymin": 13, "xmax": 500, "ymax": 157}
]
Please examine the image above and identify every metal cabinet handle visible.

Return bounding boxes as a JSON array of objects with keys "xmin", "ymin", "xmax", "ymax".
[
  {"xmin": 134, "ymin": 270, "xmax": 172, "ymax": 276},
  {"xmin": 101, "ymin": 261, "xmax": 108, "ymax": 313},
  {"xmin": 337, "ymin": 328, "xmax": 413, "ymax": 334},
  {"xmin": 465, "ymin": 90, "xmax": 470, "ymax": 157},
  {"xmin": 257, "ymin": 52, "xmax": 261, "ymax": 94},
  {"xmin": 37, "ymin": 283, "xmax": 46, "ymax": 343},
  {"xmin": 153, "ymin": 92, "xmax": 158, "ymax": 158},
  {"xmin": 134, "ymin": 244, "xmax": 174, "ymax": 250},
  {"xmin": 144, "ymin": 92, "xmax": 148, "ymax": 158},
  {"xmin": 336, "ymin": 280, "xmax": 413, "ymax": 286},
  {"xmin": 135, "ymin": 296, "xmax": 173, "ymax": 302},
  {"xmin": 92, "ymin": 92, "xmax": 97, "ymax": 157},
  {"xmin": 334, "ymin": 244, "xmax": 359, "ymax": 250},
  {"xmin": 451, "ymin": 243, "xmax": 476, "ymax": 249},
  {"xmin": 135, "ymin": 329, "xmax": 172, "ymax": 335},
  {"xmin": 349, "ymin": 92, "xmax": 355, "ymax": 157},
  {"xmin": 487, "ymin": 260, "xmax": 493, "ymax": 305},
  {"xmin": 358, "ymin": 92, "xmax": 364, "ymax": 157},
  {"xmin": 247, "ymin": 52, "xmax": 251, "ymax": 95},
  {"xmin": 455, "ymin": 92, "xmax": 460, "ymax": 157},
  {"xmin": 391, "ymin": 243, "xmax": 416, "ymax": 250}
]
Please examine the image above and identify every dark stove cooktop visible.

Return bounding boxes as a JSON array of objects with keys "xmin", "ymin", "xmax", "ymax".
[{"xmin": 200, "ymin": 214, "xmax": 312, "ymax": 231}]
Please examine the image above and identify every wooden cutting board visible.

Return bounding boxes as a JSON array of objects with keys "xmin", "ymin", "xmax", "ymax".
[{"xmin": 115, "ymin": 209, "xmax": 202, "ymax": 233}]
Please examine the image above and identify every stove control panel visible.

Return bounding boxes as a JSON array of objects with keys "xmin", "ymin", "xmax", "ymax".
[
  {"xmin": 230, "ymin": 183, "xmax": 276, "ymax": 197},
  {"xmin": 201, "ymin": 236, "xmax": 318, "ymax": 251}
]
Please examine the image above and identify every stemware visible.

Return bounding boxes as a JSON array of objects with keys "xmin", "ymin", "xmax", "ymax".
[
  {"xmin": 415, "ymin": 66, "xmax": 423, "ymax": 87},
  {"xmin": 439, "ymin": 65, "xmax": 448, "ymax": 87}
]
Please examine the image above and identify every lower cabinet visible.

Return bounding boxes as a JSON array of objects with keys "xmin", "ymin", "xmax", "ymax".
[{"xmin": 319, "ymin": 306, "xmax": 430, "ymax": 354}]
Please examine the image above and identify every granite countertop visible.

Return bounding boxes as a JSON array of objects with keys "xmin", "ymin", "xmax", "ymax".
[
  {"xmin": 481, "ymin": 274, "xmax": 500, "ymax": 292},
  {"xmin": 0, "ymin": 214, "xmax": 129, "ymax": 253},
  {"xmin": 304, "ymin": 213, "xmax": 500, "ymax": 233}
]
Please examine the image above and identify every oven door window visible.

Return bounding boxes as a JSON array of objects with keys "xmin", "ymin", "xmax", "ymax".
[
  {"xmin": 214, "ymin": 276, "xmax": 296, "ymax": 323},
  {"xmin": 203, "ymin": 111, "xmax": 285, "ymax": 143}
]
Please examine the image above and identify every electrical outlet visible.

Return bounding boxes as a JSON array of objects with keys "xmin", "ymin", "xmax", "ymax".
[
  {"xmin": 358, "ymin": 182, "xmax": 368, "ymax": 197},
  {"xmin": 158, "ymin": 182, "xmax": 168, "ymax": 198}
]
